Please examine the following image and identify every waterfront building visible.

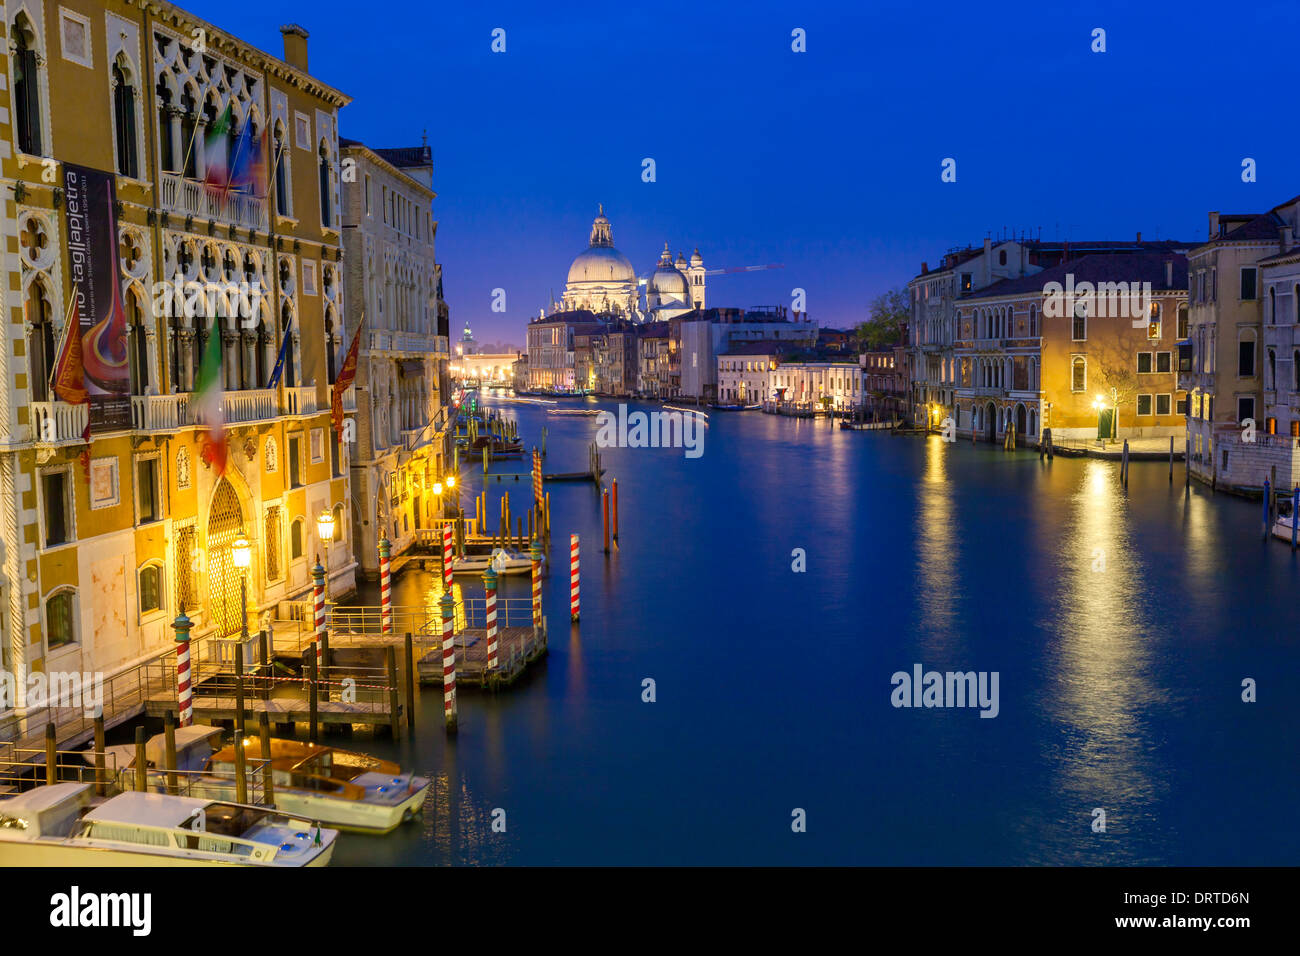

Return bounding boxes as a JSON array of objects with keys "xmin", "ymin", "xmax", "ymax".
[
  {"xmin": 908, "ymin": 235, "xmax": 1193, "ymax": 428},
  {"xmin": 679, "ymin": 306, "xmax": 816, "ymax": 401},
  {"xmin": 511, "ymin": 352, "xmax": 528, "ymax": 392},
  {"xmin": 954, "ymin": 253, "xmax": 1188, "ymax": 442},
  {"xmin": 0, "ymin": 10, "xmax": 354, "ymax": 692},
  {"xmin": 717, "ymin": 342, "xmax": 787, "ymax": 404},
  {"xmin": 860, "ymin": 348, "xmax": 905, "ymax": 414},
  {"xmin": 339, "ymin": 138, "xmax": 451, "ymax": 577},
  {"xmin": 769, "ymin": 358, "xmax": 866, "ymax": 412},
  {"xmin": 454, "ymin": 351, "xmax": 517, "ymax": 386},
  {"xmin": 525, "ymin": 310, "xmax": 601, "ymax": 391},
  {"xmin": 1183, "ymin": 198, "xmax": 1300, "ymax": 488},
  {"xmin": 637, "ymin": 321, "xmax": 674, "ymax": 397}
]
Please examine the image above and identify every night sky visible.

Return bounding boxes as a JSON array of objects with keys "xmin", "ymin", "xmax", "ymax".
[{"xmin": 188, "ymin": 0, "xmax": 1300, "ymax": 343}]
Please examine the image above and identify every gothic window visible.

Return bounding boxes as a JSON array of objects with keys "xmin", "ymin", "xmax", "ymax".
[
  {"xmin": 127, "ymin": 287, "xmax": 149, "ymax": 396},
  {"xmin": 45, "ymin": 589, "xmax": 76, "ymax": 649},
  {"xmin": 318, "ymin": 141, "xmax": 333, "ymax": 226},
  {"xmin": 26, "ymin": 281, "xmax": 56, "ymax": 403},
  {"xmin": 180, "ymin": 89, "xmax": 198, "ymax": 178},
  {"xmin": 156, "ymin": 78, "xmax": 175, "ymax": 172},
  {"xmin": 112, "ymin": 58, "xmax": 139, "ymax": 178},
  {"xmin": 13, "ymin": 15, "xmax": 44, "ymax": 156}
]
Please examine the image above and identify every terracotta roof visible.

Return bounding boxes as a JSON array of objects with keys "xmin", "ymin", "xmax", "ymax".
[{"xmin": 963, "ymin": 252, "xmax": 1189, "ymax": 301}]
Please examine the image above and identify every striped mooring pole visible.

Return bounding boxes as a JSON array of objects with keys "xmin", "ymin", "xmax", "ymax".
[
  {"xmin": 530, "ymin": 537, "xmax": 543, "ymax": 630},
  {"xmin": 440, "ymin": 589, "xmax": 457, "ymax": 732},
  {"xmin": 172, "ymin": 609, "xmax": 194, "ymax": 728},
  {"xmin": 483, "ymin": 566, "xmax": 499, "ymax": 671},
  {"xmin": 569, "ymin": 533, "xmax": 580, "ymax": 621},
  {"xmin": 378, "ymin": 536, "xmax": 392, "ymax": 635},
  {"xmin": 312, "ymin": 559, "xmax": 326, "ymax": 669},
  {"xmin": 1292, "ymin": 486, "xmax": 1299, "ymax": 551},
  {"xmin": 442, "ymin": 524, "xmax": 454, "ymax": 591},
  {"xmin": 532, "ymin": 448, "xmax": 543, "ymax": 517}
]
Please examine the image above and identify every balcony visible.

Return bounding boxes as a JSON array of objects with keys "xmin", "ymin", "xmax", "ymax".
[
  {"xmin": 30, "ymin": 401, "xmax": 88, "ymax": 444},
  {"xmin": 282, "ymin": 385, "xmax": 318, "ymax": 417},
  {"xmin": 131, "ymin": 394, "xmax": 191, "ymax": 432},
  {"xmin": 219, "ymin": 389, "xmax": 278, "ymax": 424},
  {"xmin": 159, "ymin": 172, "xmax": 268, "ymax": 232}
]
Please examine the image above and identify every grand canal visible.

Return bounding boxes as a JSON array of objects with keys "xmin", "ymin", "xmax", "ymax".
[{"xmin": 334, "ymin": 397, "xmax": 1300, "ymax": 865}]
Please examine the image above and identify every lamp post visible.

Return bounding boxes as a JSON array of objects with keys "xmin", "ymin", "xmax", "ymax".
[
  {"xmin": 432, "ymin": 481, "xmax": 444, "ymax": 521},
  {"xmin": 316, "ymin": 508, "xmax": 335, "ymax": 607},
  {"xmin": 231, "ymin": 533, "xmax": 251, "ymax": 644}
]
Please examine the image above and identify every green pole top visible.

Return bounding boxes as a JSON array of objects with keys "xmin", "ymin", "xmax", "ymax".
[
  {"xmin": 378, "ymin": 536, "xmax": 391, "ymax": 557},
  {"xmin": 439, "ymin": 590, "xmax": 456, "ymax": 617},
  {"xmin": 172, "ymin": 608, "xmax": 193, "ymax": 641},
  {"xmin": 530, "ymin": 538, "xmax": 543, "ymax": 562},
  {"xmin": 482, "ymin": 565, "xmax": 498, "ymax": 590},
  {"xmin": 312, "ymin": 560, "xmax": 325, "ymax": 582}
]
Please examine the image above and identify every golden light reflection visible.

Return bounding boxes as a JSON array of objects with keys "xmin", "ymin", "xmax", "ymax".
[
  {"xmin": 1046, "ymin": 459, "xmax": 1164, "ymax": 839},
  {"xmin": 915, "ymin": 436, "xmax": 957, "ymax": 648}
]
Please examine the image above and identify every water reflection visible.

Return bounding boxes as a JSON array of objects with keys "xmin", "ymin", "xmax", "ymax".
[
  {"xmin": 1044, "ymin": 460, "xmax": 1165, "ymax": 861},
  {"xmin": 914, "ymin": 436, "xmax": 957, "ymax": 647}
]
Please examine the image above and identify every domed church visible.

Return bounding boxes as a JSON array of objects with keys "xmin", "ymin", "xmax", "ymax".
[{"xmin": 556, "ymin": 206, "xmax": 705, "ymax": 321}]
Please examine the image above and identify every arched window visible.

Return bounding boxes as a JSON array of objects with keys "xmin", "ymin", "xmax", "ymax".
[
  {"xmin": 27, "ymin": 281, "xmax": 56, "ymax": 402},
  {"xmin": 1148, "ymin": 302, "xmax": 1162, "ymax": 339},
  {"xmin": 1267, "ymin": 348, "xmax": 1276, "ymax": 389},
  {"xmin": 999, "ymin": 249, "xmax": 1007, "ymax": 266},
  {"xmin": 45, "ymin": 589, "xmax": 76, "ymax": 649},
  {"xmin": 13, "ymin": 16, "xmax": 43, "ymax": 156},
  {"xmin": 1029, "ymin": 303, "xmax": 1038, "ymax": 336},
  {"xmin": 1269, "ymin": 287, "xmax": 1277, "ymax": 325},
  {"xmin": 332, "ymin": 504, "xmax": 344, "ymax": 542},
  {"xmin": 274, "ymin": 122, "xmax": 290, "ymax": 216},
  {"xmin": 155, "ymin": 78, "xmax": 176, "ymax": 173},
  {"xmin": 127, "ymin": 287, "xmax": 149, "ymax": 396},
  {"xmin": 112, "ymin": 59, "xmax": 139, "ymax": 178},
  {"xmin": 1294, "ymin": 350, "xmax": 1299, "ymax": 391},
  {"xmin": 138, "ymin": 564, "xmax": 163, "ymax": 615},
  {"xmin": 280, "ymin": 302, "xmax": 296, "ymax": 387},
  {"xmin": 1071, "ymin": 356, "xmax": 1086, "ymax": 392},
  {"xmin": 318, "ymin": 142, "xmax": 333, "ymax": 226},
  {"xmin": 180, "ymin": 89, "xmax": 198, "ymax": 178},
  {"xmin": 290, "ymin": 518, "xmax": 304, "ymax": 560}
]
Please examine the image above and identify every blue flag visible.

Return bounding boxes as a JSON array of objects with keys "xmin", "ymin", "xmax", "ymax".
[{"xmin": 267, "ymin": 315, "xmax": 293, "ymax": 388}]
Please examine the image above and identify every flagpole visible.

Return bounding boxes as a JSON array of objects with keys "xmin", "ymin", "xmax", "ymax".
[
  {"xmin": 178, "ymin": 105, "xmax": 204, "ymax": 179},
  {"xmin": 47, "ymin": 292, "xmax": 79, "ymax": 396}
]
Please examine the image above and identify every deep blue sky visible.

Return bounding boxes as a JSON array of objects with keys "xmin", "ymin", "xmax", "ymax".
[{"xmin": 190, "ymin": 0, "xmax": 1300, "ymax": 344}]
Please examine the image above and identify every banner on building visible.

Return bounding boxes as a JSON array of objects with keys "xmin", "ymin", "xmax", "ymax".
[{"xmin": 62, "ymin": 163, "xmax": 131, "ymax": 429}]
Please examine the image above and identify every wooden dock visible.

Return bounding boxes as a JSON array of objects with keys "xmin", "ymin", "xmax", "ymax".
[{"xmin": 416, "ymin": 622, "xmax": 546, "ymax": 688}]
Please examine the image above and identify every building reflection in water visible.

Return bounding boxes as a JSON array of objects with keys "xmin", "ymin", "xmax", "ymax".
[{"xmin": 914, "ymin": 436, "xmax": 957, "ymax": 649}]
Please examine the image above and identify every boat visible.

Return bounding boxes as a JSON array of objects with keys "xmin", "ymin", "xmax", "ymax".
[
  {"xmin": 0, "ymin": 782, "xmax": 337, "ymax": 866},
  {"xmin": 451, "ymin": 548, "xmax": 539, "ymax": 576},
  {"xmin": 547, "ymin": 408, "xmax": 603, "ymax": 417},
  {"xmin": 207, "ymin": 739, "xmax": 430, "ymax": 834},
  {"xmin": 711, "ymin": 403, "xmax": 760, "ymax": 411},
  {"xmin": 84, "ymin": 727, "xmax": 430, "ymax": 835},
  {"xmin": 1271, "ymin": 501, "xmax": 1298, "ymax": 543}
]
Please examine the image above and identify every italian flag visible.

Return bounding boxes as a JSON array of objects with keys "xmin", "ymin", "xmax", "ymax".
[
  {"xmin": 195, "ymin": 322, "xmax": 226, "ymax": 475},
  {"xmin": 203, "ymin": 103, "xmax": 233, "ymax": 191}
]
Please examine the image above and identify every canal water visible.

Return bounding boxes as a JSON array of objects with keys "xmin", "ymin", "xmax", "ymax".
[{"xmin": 333, "ymin": 397, "xmax": 1300, "ymax": 865}]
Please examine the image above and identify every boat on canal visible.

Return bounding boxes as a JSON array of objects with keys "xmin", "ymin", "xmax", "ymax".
[
  {"xmin": 83, "ymin": 728, "xmax": 430, "ymax": 835},
  {"xmin": 451, "ymin": 547, "xmax": 538, "ymax": 576},
  {"xmin": 206, "ymin": 739, "xmax": 430, "ymax": 834},
  {"xmin": 711, "ymin": 402, "xmax": 760, "ymax": 411},
  {"xmin": 0, "ymin": 782, "xmax": 337, "ymax": 866}
]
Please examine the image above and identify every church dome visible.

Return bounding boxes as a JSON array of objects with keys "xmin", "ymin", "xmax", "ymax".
[
  {"xmin": 649, "ymin": 261, "xmax": 689, "ymax": 297},
  {"xmin": 567, "ymin": 245, "xmax": 636, "ymax": 285}
]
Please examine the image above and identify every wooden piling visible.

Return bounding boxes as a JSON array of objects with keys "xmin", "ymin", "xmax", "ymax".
[
  {"xmin": 517, "ymin": 516, "xmax": 524, "ymax": 551},
  {"xmin": 134, "ymin": 726, "xmax": 148, "ymax": 792},
  {"xmin": 259, "ymin": 712, "xmax": 275, "ymax": 805},
  {"xmin": 602, "ymin": 489, "xmax": 610, "ymax": 554},
  {"xmin": 1263, "ymin": 477, "xmax": 1272, "ymax": 540},
  {"xmin": 612, "ymin": 479, "xmax": 619, "ymax": 541},
  {"xmin": 386, "ymin": 645, "xmax": 400, "ymax": 741},
  {"xmin": 259, "ymin": 629, "xmax": 269, "ymax": 668},
  {"xmin": 308, "ymin": 651, "xmax": 319, "ymax": 743},
  {"xmin": 404, "ymin": 633, "xmax": 416, "ymax": 731},
  {"xmin": 234, "ymin": 733, "xmax": 248, "ymax": 805},
  {"xmin": 93, "ymin": 715, "xmax": 106, "ymax": 796},
  {"xmin": 1185, "ymin": 439, "xmax": 1191, "ymax": 488},
  {"xmin": 163, "ymin": 711, "xmax": 179, "ymax": 795},
  {"xmin": 1169, "ymin": 435, "xmax": 1174, "ymax": 482},
  {"xmin": 45, "ymin": 723, "xmax": 57, "ymax": 787},
  {"xmin": 1121, "ymin": 439, "xmax": 1130, "ymax": 486},
  {"xmin": 234, "ymin": 642, "xmax": 246, "ymax": 738}
]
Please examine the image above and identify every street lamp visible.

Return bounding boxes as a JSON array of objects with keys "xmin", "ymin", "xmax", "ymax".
[
  {"xmin": 316, "ymin": 509, "xmax": 335, "ymax": 606},
  {"xmin": 231, "ymin": 533, "xmax": 250, "ymax": 643}
]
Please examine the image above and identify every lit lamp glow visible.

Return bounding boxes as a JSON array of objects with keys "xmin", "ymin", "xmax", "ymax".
[
  {"xmin": 433, "ymin": 482, "xmax": 444, "ymax": 496},
  {"xmin": 445, "ymin": 475, "xmax": 456, "ymax": 489},
  {"xmin": 317, "ymin": 509, "xmax": 335, "ymax": 544},
  {"xmin": 231, "ymin": 534, "xmax": 251, "ymax": 570}
]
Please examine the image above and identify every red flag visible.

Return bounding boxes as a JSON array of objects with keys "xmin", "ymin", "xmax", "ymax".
[
  {"xmin": 331, "ymin": 314, "xmax": 365, "ymax": 437},
  {"xmin": 49, "ymin": 296, "xmax": 93, "ymax": 480}
]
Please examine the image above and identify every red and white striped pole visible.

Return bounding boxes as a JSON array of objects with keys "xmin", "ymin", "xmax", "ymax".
[
  {"xmin": 172, "ymin": 609, "xmax": 194, "ymax": 727},
  {"xmin": 532, "ymin": 448, "xmax": 543, "ymax": 521},
  {"xmin": 311, "ymin": 559, "xmax": 326, "ymax": 669},
  {"xmin": 530, "ymin": 538, "xmax": 543, "ymax": 630},
  {"xmin": 440, "ymin": 590, "xmax": 457, "ymax": 731},
  {"xmin": 378, "ymin": 536, "xmax": 392, "ymax": 635},
  {"xmin": 569, "ymin": 533, "xmax": 580, "ymax": 621},
  {"xmin": 483, "ymin": 566, "xmax": 498, "ymax": 671},
  {"xmin": 442, "ymin": 524, "xmax": 453, "ymax": 591}
]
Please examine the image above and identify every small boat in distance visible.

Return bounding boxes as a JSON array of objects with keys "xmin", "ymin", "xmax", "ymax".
[
  {"xmin": 711, "ymin": 402, "xmax": 760, "ymax": 411},
  {"xmin": 0, "ymin": 783, "xmax": 337, "ymax": 866},
  {"xmin": 451, "ymin": 548, "xmax": 538, "ymax": 576}
]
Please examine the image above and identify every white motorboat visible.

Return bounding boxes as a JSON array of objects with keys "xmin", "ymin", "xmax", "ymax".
[
  {"xmin": 0, "ymin": 782, "xmax": 336, "ymax": 866},
  {"xmin": 451, "ymin": 548, "xmax": 538, "ymax": 576},
  {"xmin": 207, "ymin": 739, "xmax": 430, "ymax": 834}
]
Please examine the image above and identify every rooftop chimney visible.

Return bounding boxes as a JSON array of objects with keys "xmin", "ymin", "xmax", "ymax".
[
  {"xmin": 280, "ymin": 24, "xmax": 309, "ymax": 72},
  {"xmin": 921, "ymin": 261, "xmax": 928, "ymax": 275},
  {"xmin": 1165, "ymin": 260, "xmax": 1173, "ymax": 287},
  {"xmin": 1208, "ymin": 211, "xmax": 1220, "ymax": 239},
  {"xmin": 1283, "ymin": 225, "xmax": 1294, "ymax": 249},
  {"xmin": 1136, "ymin": 231, "xmax": 1142, "ymax": 244}
]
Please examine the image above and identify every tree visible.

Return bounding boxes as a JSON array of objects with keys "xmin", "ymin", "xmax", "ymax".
[
  {"xmin": 1092, "ymin": 343, "xmax": 1139, "ymax": 443},
  {"xmin": 854, "ymin": 288, "xmax": 909, "ymax": 351}
]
